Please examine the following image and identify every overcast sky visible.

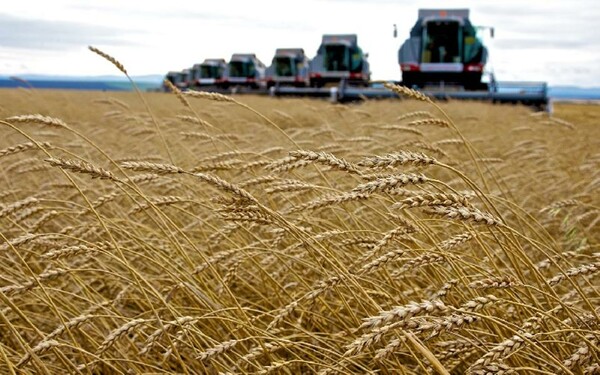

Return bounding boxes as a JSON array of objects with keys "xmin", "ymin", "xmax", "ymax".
[{"xmin": 1, "ymin": 0, "xmax": 599, "ymax": 87}]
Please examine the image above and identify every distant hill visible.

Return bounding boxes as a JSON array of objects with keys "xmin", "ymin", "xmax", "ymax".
[
  {"xmin": 1, "ymin": 74, "xmax": 600, "ymax": 99},
  {"xmin": 0, "ymin": 74, "xmax": 164, "ymax": 83},
  {"xmin": 548, "ymin": 86, "xmax": 600, "ymax": 100},
  {"xmin": 0, "ymin": 74, "xmax": 163, "ymax": 91}
]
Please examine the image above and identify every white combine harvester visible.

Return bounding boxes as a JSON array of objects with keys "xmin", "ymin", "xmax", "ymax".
[
  {"xmin": 265, "ymin": 48, "xmax": 310, "ymax": 88},
  {"xmin": 163, "ymin": 9, "xmax": 548, "ymax": 109}
]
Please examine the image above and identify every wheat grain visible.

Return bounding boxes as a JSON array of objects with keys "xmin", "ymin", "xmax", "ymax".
[
  {"xmin": 469, "ymin": 363, "xmax": 516, "ymax": 375},
  {"xmin": 176, "ymin": 114, "xmax": 213, "ymax": 128},
  {"xmin": 41, "ymin": 243, "xmax": 103, "ymax": 260},
  {"xmin": 17, "ymin": 339, "xmax": 61, "ymax": 367},
  {"xmin": 14, "ymin": 206, "xmax": 45, "ymax": 222},
  {"xmin": 379, "ymin": 124, "xmax": 424, "ymax": 136},
  {"xmin": 5, "ymin": 114, "xmax": 67, "ymax": 127},
  {"xmin": 352, "ymin": 173, "xmax": 429, "ymax": 194},
  {"xmin": 97, "ymin": 318, "xmax": 151, "ymax": 354},
  {"xmin": 140, "ymin": 316, "xmax": 199, "ymax": 356},
  {"xmin": 197, "ymin": 339, "xmax": 239, "ymax": 361},
  {"xmin": 397, "ymin": 111, "xmax": 434, "ymax": 121},
  {"xmin": 163, "ymin": 79, "xmax": 191, "ymax": 108},
  {"xmin": 470, "ymin": 333, "xmax": 534, "ymax": 371},
  {"xmin": 424, "ymin": 206, "xmax": 503, "ymax": 226},
  {"xmin": 562, "ymin": 335, "xmax": 598, "ymax": 370},
  {"xmin": 288, "ymin": 150, "xmax": 362, "ymax": 175},
  {"xmin": 347, "ymin": 319, "xmax": 423, "ymax": 357},
  {"xmin": 547, "ymin": 261, "xmax": 600, "ymax": 286},
  {"xmin": 392, "ymin": 192, "xmax": 470, "ymax": 210},
  {"xmin": 469, "ymin": 276, "xmax": 520, "ymax": 289},
  {"xmin": 384, "ymin": 82, "xmax": 432, "ymax": 102},
  {"xmin": 120, "ymin": 161, "xmax": 185, "ymax": 174},
  {"xmin": 45, "ymin": 157, "xmax": 119, "ymax": 181},
  {"xmin": 390, "ymin": 253, "xmax": 449, "ymax": 277},
  {"xmin": 184, "ymin": 90, "xmax": 235, "ymax": 102},
  {"xmin": 358, "ymin": 151, "xmax": 437, "ymax": 168},
  {"xmin": 360, "ymin": 300, "xmax": 447, "ymax": 330},
  {"xmin": 359, "ymin": 248, "xmax": 406, "ymax": 275},
  {"xmin": 0, "ymin": 197, "xmax": 39, "ymax": 219},
  {"xmin": 0, "ymin": 142, "xmax": 52, "ymax": 158},
  {"xmin": 406, "ymin": 118, "xmax": 451, "ymax": 128},
  {"xmin": 0, "ymin": 233, "xmax": 40, "ymax": 251},
  {"xmin": 89, "ymin": 46, "xmax": 127, "ymax": 75}
]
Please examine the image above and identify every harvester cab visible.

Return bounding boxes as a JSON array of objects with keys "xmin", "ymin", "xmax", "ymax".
[
  {"xmin": 266, "ymin": 49, "xmax": 310, "ymax": 88},
  {"xmin": 178, "ymin": 68, "xmax": 192, "ymax": 90},
  {"xmin": 163, "ymin": 71, "xmax": 186, "ymax": 92},
  {"xmin": 193, "ymin": 58, "xmax": 227, "ymax": 88},
  {"xmin": 223, "ymin": 54, "xmax": 267, "ymax": 89},
  {"xmin": 309, "ymin": 34, "xmax": 371, "ymax": 87},
  {"xmin": 397, "ymin": 9, "xmax": 490, "ymax": 90}
]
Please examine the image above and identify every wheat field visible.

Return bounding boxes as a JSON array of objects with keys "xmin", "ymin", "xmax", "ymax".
[{"xmin": 0, "ymin": 72, "xmax": 598, "ymax": 374}]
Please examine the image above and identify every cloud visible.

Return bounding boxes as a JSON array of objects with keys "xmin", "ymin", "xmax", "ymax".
[{"xmin": 0, "ymin": 13, "xmax": 137, "ymax": 51}]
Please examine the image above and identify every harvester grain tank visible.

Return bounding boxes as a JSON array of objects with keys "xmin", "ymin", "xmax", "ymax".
[
  {"xmin": 223, "ymin": 54, "xmax": 267, "ymax": 89},
  {"xmin": 309, "ymin": 34, "xmax": 371, "ymax": 87},
  {"xmin": 265, "ymin": 48, "xmax": 310, "ymax": 88},
  {"xmin": 396, "ymin": 9, "xmax": 491, "ymax": 90},
  {"xmin": 190, "ymin": 58, "xmax": 227, "ymax": 88}
]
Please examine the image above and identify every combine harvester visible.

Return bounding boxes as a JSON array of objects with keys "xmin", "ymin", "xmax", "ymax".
[
  {"xmin": 163, "ymin": 70, "xmax": 190, "ymax": 91},
  {"xmin": 265, "ymin": 48, "xmax": 310, "ymax": 88},
  {"xmin": 222, "ymin": 54, "xmax": 267, "ymax": 89},
  {"xmin": 397, "ymin": 8, "xmax": 489, "ymax": 90},
  {"xmin": 308, "ymin": 34, "xmax": 371, "ymax": 87},
  {"xmin": 189, "ymin": 58, "xmax": 227, "ymax": 89},
  {"xmin": 166, "ymin": 8, "xmax": 548, "ymax": 109},
  {"xmin": 273, "ymin": 9, "xmax": 548, "ymax": 109}
]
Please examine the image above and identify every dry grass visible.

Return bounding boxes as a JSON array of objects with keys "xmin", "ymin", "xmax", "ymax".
[{"xmin": 0, "ymin": 77, "xmax": 598, "ymax": 374}]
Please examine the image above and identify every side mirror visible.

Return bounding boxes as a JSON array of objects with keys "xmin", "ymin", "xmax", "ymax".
[{"xmin": 393, "ymin": 24, "xmax": 397, "ymax": 38}]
